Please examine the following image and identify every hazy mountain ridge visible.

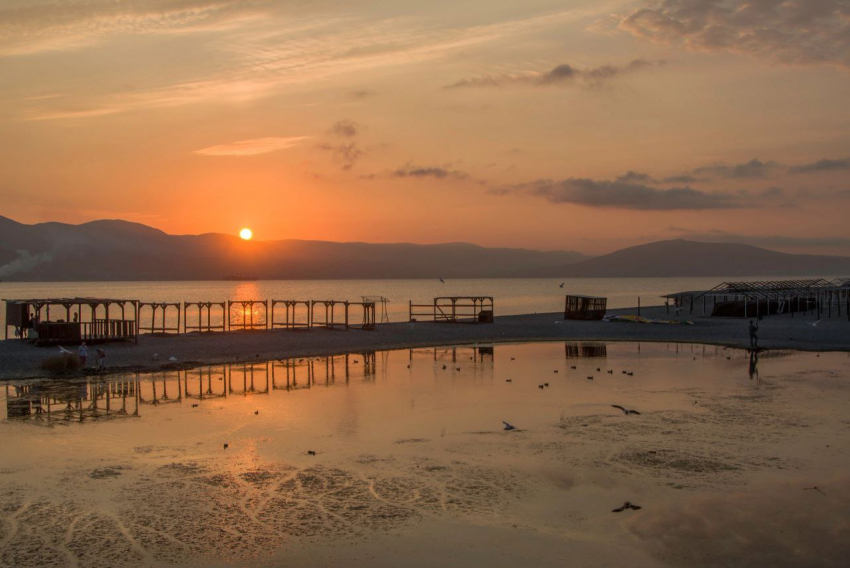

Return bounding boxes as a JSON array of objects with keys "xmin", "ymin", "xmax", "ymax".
[
  {"xmin": 533, "ymin": 239, "xmax": 850, "ymax": 278},
  {"xmin": 0, "ymin": 216, "xmax": 587, "ymax": 281},
  {"xmin": 2, "ymin": 216, "xmax": 848, "ymax": 281}
]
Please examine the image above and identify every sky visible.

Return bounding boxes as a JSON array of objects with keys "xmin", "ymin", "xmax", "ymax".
[{"xmin": 1, "ymin": 0, "xmax": 850, "ymax": 255}]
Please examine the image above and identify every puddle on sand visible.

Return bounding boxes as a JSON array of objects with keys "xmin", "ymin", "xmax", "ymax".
[{"xmin": 1, "ymin": 342, "xmax": 849, "ymax": 567}]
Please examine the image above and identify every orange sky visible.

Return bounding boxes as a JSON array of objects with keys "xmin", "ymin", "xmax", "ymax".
[{"xmin": 2, "ymin": 0, "xmax": 850, "ymax": 255}]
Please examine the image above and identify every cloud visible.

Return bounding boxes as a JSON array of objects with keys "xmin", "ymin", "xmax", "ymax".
[
  {"xmin": 789, "ymin": 157, "xmax": 850, "ymax": 174},
  {"xmin": 620, "ymin": 0, "xmax": 850, "ymax": 69},
  {"xmin": 318, "ymin": 142, "xmax": 363, "ymax": 169},
  {"xmin": 329, "ymin": 120, "xmax": 360, "ymax": 137},
  {"xmin": 497, "ymin": 177, "xmax": 740, "ymax": 210},
  {"xmin": 692, "ymin": 158, "xmax": 780, "ymax": 179},
  {"xmin": 444, "ymin": 58, "xmax": 665, "ymax": 89},
  {"xmin": 390, "ymin": 164, "xmax": 468, "ymax": 180},
  {"xmin": 0, "ymin": 0, "xmax": 265, "ymax": 57},
  {"xmin": 21, "ymin": 7, "xmax": 598, "ymax": 119},
  {"xmin": 193, "ymin": 136, "xmax": 309, "ymax": 156}
]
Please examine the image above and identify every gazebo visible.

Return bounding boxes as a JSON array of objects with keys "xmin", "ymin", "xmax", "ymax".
[{"xmin": 4, "ymin": 297, "xmax": 139, "ymax": 344}]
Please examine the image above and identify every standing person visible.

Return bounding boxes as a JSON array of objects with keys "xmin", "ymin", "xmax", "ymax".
[
  {"xmin": 95, "ymin": 348, "xmax": 106, "ymax": 372},
  {"xmin": 748, "ymin": 320, "xmax": 759, "ymax": 349},
  {"xmin": 78, "ymin": 342, "xmax": 88, "ymax": 368}
]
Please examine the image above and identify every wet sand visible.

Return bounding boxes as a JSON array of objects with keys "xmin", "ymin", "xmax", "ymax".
[
  {"xmin": 0, "ymin": 342, "xmax": 849, "ymax": 567},
  {"xmin": 1, "ymin": 306, "xmax": 849, "ymax": 380}
]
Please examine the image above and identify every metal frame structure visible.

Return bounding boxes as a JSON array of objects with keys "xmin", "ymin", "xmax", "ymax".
[
  {"xmin": 687, "ymin": 279, "xmax": 849, "ymax": 319},
  {"xmin": 564, "ymin": 295, "xmax": 607, "ymax": 321},
  {"xmin": 408, "ymin": 296, "xmax": 494, "ymax": 323},
  {"xmin": 227, "ymin": 300, "xmax": 269, "ymax": 331},
  {"xmin": 362, "ymin": 296, "xmax": 390, "ymax": 324},
  {"xmin": 271, "ymin": 299, "xmax": 311, "ymax": 329},
  {"xmin": 138, "ymin": 302, "xmax": 181, "ymax": 335},
  {"xmin": 183, "ymin": 301, "xmax": 226, "ymax": 333}
]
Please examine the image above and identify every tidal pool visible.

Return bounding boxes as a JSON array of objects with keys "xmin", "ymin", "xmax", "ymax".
[{"xmin": 1, "ymin": 342, "xmax": 849, "ymax": 567}]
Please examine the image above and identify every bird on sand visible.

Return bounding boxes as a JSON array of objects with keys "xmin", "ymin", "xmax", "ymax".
[
  {"xmin": 505, "ymin": 379, "xmax": 512, "ymax": 383},
  {"xmin": 442, "ymin": 364, "xmax": 447, "ymax": 370},
  {"xmin": 559, "ymin": 283, "xmax": 565, "ymax": 288},
  {"xmin": 254, "ymin": 410, "xmax": 259, "ymax": 415},
  {"xmin": 538, "ymin": 384, "xmax": 545, "ymax": 389},
  {"xmin": 611, "ymin": 501, "xmax": 642, "ymax": 512},
  {"xmin": 439, "ymin": 277, "xmax": 445, "ymax": 284},
  {"xmin": 307, "ymin": 450, "xmax": 317, "ymax": 456},
  {"xmin": 607, "ymin": 370, "xmax": 613, "ymax": 374},
  {"xmin": 612, "ymin": 405, "xmax": 641, "ymax": 415},
  {"xmin": 544, "ymin": 382, "xmax": 549, "ymax": 387},
  {"xmin": 596, "ymin": 368, "xmax": 601, "ymax": 372},
  {"xmin": 191, "ymin": 404, "xmax": 199, "ymax": 408},
  {"xmin": 503, "ymin": 421, "xmax": 518, "ymax": 431},
  {"xmin": 570, "ymin": 365, "xmax": 577, "ymax": 370},
  {"xmin": 223, "ymin": 443, "xmax": 229, "ymax": 449},
  {"xmin": 587, "ymin": 376, "xmax": 594, "ymax": 380}
]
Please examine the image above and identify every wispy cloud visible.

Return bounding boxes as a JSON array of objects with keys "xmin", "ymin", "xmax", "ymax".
[
  {"xmin": 193, "ymin": 136, "xmax": 309, "ymax": 156},
  {"xmin": 22, "ymin": 6, "xmax": 597, "ymax": 120},
  {"xmin": 789, "ymin": 157, "xmax": 850, "ymax": 174},
  {"xmin": 620, "ymin": 0, "xmax": 850, "ymax": 69},
  {"xmin": 390, "ymin": 164, "xmax": 468, "ymax": 180},
  {"xmin": 445, "ymin": 58, "xmax": 665, "ymax": 89},
  {"xmin": 493, "ymin": 177, "xmax": 741, "ymax": 210}
]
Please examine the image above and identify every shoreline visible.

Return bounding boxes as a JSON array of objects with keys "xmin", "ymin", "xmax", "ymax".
[{"xmin": 2, "ymin": 305, "xmax": 849, "ymax": 381}]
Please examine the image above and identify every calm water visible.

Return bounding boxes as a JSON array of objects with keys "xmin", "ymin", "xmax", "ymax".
[
  {"xmin": 0, "ymin": 276, "xmax": 830, "ymax": 333},
  {"xmin": 1, "ymin": 341, "xmax": 848, "ymax": 566}
]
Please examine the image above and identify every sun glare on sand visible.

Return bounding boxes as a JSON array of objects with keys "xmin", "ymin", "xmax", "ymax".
[{"xmin": 239, "ymin": 228, "xmax": 253, "ymax": 240}]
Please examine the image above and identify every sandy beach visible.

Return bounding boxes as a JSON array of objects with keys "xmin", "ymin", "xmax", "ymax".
[{"xmin": 1, "ymin": 305, "xmax": 849, "ymax": 380}]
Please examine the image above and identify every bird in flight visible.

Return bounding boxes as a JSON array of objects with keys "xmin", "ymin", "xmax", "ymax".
[
  {"xmin": 439, "ymin": 277, "xmax": 445, "ymax": 284},
  {"xmin": 808, "ymin": 320, "xmax": 822, "ymax": 327},
  {"xmin": 559, "ymin": 283, "xmax": 564, "ymax": 288},
  {"xmin": 611, "ymin": 405, "xmax": 641, "ymax": 415},
  {"xmin": 611, "ymin": 501, "xmax": 642, "ymax": 512}
]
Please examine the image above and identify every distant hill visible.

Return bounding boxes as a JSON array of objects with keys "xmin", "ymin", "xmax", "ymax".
[
  {"xmin": 0, "ymin": 215, "xmax": 586, "ymax": 281},
  {"xmin": 532, "ymin": 239, "xmax": 850, "ymax": 278}
]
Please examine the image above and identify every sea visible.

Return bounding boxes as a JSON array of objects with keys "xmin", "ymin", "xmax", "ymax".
[{"xmin": 0, "ymin": 276, "xmax": 833, "ymax": 334}]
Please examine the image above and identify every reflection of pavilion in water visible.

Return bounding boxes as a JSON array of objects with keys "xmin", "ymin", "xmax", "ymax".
[
  {"xmin": 4, "ymin": 377, "xmax": 140, "ymax": 422},
  {"xmin": 408, "ymin": 345, "xmax": 495, "ymax": 369},
  {"xmin": 4, "ymin": 353, "xmax": 381, "ymax": 421},
  {"xmin": 564, "ymin": 342, "xmax": 608, "ymax": 359}
]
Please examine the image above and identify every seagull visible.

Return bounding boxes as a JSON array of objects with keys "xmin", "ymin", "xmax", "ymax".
[
  {"xmin": 554, "ymin": 370, "xmax": 559, "ymax": 373},
  {"xmin": 439, "ymin": 277, "xmax": 445, "ymax": 284},
  {"xmin": 58, "ymin": 345, "xmax": 74, "ymax": 355},
  {"xmin": 627, "ymin": 372, "xmax": 634, "ymax": 376},
  {"xmin": 544, "ymin": 382, "xmax": 549, "ymax": 387},
  {"xmin": 809, "ymin": 320, "xmax": 822, "ymax": 327},
  {"xmin": 254, "ymin": 410, "xmax": 259, "ymax": 415},
  {"xmin": 307, "ymin": 450, "xmax": 317, "ymax": 456},
  {"xmin": 511, "ymin": 357, "xmax": 516, "ymax": 361},
  {"xmin": 192, "ymin": 404, "xmax": 199, "ymax": 408},
  {"xmin": 442, "ymin": 364, "xmax": 447, "ymax": 370},
  {"xmin": 505, "ymin": 379, "xmax": 512, "ymax": 383},
  {"xmin": 223, "ymin": 443, "xmax": 229, "ymax": 450},
  {"xmin": 596, "ymin": 367, "xmax": 601, "ymax": 372},
  {"xmin": 570, "ymin": 366, "xmax": 577, "ymax": 370},
  {"xmin": 587, "ymin": 376, "xmax": 594, "ymax": 380},
  {"xmin": 607, "ymin": 370, "xmax": 613, "ymax": 374},
  {"xmin": 503, "ymin": 421, "xmax": 517, "ymax": 431},
  {"xmin": 456, "ymin": 367, "xmax": 461, "ymax": 371},
  {"xmin": 559, "ymin": 282, "xmax": 565, "ymax": 288},
  {"xmin": 169, "ymin": 356, "xmax": 178, "ymax": 362},
  {"xmin": 612, "ymin": 405, "xmax": 641, "ymax": 415},
  {"xmin": 539, "ymin": 384, "xmax": 545, "ymax": 389},
  {"xmin": 612, "ymin": 501, "xmax": 642, "ymax": 513}
]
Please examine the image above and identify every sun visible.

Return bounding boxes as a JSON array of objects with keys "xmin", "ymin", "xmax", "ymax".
[{"xmin": 239, "ymin": 228, "xmax": 253, "ymax": 240}]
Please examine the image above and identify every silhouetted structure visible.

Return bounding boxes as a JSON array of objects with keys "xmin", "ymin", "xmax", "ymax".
[
  {"xmin": 563, "ymin": 295, "xmax": 607, "ymax": 320},
  {"xmin": 4, "ymin": 298, "xmax": 138, "ymax": 344},
  {"xmin": 409, "ymin": 297, "xmax": 494, "ymax": 323}
]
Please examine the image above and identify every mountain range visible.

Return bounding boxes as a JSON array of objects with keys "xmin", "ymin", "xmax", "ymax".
[{"xmin": 1, "ymin": 215, "xmax": 848, "ymax": 281}]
